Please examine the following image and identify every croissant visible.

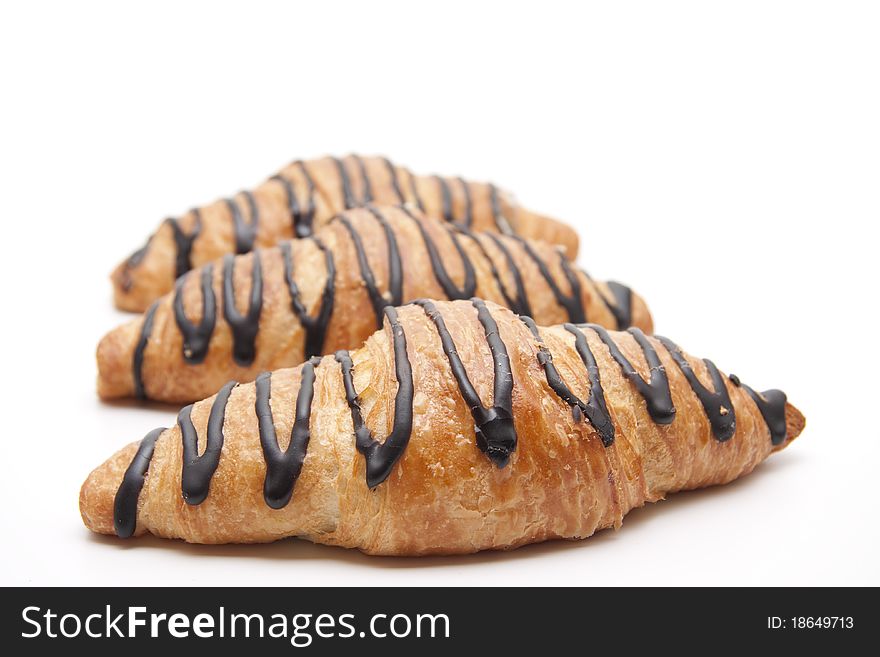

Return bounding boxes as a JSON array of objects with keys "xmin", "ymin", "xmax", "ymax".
[
  {"xmin": 80, "ymin": 298, "xmax": 804, "ymax": 556},
  {"xmin": 112, "ymin": 154, "xmax": 577, "ymax": 312},
  {"xmin": 98, "ymin": 205, "xmax": 649, "ymax": 404}
]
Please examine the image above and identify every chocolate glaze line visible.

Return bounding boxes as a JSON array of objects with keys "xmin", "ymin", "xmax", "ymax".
[
  {"xmin": 407, "ymin": 169, "xmax": 426, "ymax": 212},
  {"xmin": 514, "ymin": 236, "xmax": 586, "ymax": 323},
  {"xmin": 165, "ymin": 210, "xmax": 202, "ymax": 279},
  {"xmin": 225, "ymin": 191, "xmax": 259, "ymax": 254},
  {"xmin": 415, "ymin": 298, "xmax": 517, "ymax": 467},
  {"xmin": 179, "ymin": 380, "xmax": 238, "ymax": 505},
  {"xmin": 488, "ymin": 184, "xmax": 514, "ymax": 235},
  {"xmin": 336, "ymin": 306, "xmax": 414, "ymax": 488},
  {"xmin": 113, "ymin": 427, "xmax": 166, "ymax": 538},
  {"xmin": 132, "ymin": 301, "xmax": 159, "ymax": 400},
  {"xmin": 114, "ymin": 304, "xmax": 791, "ymax": 529},
  {"xmin": 383, "ymin": 158, "xmax": 405, "ymax": 203},
  {"xmin": 173, "ymin": 264, "xmax": 216, "ymax": 364},
  {"xmin": 271, "ymin": 174, "xmax": 302, "ymax": 236},
  {"xmin": 476, "ymin": 232, "xmax": 532, "ymax": 317},
  {"xmin": 254, "ymin": 357, "xmax": 322, "ymax": 509},
  {"xmin": 333, "ymin": 207, "xmax": 403, "ymax": 327},
  {"xmin": 353, "ymin": 155, "xmax": 374, "ymax": 204},
  {"xmin": 562, "ymin": 324, "xmax": 615, "ymax": 446},
  {"xmin": 435, "ymin": 176, "xmax": 454, "ymax": 223},
  {"xmin": 333, "ymin": 157, "xmax": 357, "ymax": 210},
  {"xmin": 586, "ymin": 324, "xmax": 675, "ymax": 424},
  {"xmin": 280, "ymin": 238, "xmax": 336, "ymax": 359},
  {"xmin": 521, "ymin": 316, "xmax": 615, "ymax": 445},
  {"xmin": 398, "ymin": 205, "xmax": 476, "ymax": 300},
  {"xmin": 656, "ymin": 336, "xmax": 736, "ymax": 441},
  {"xmin": 605, "ymin": 282, "xmax": 633, "ymax": 329},
  {"xmin": 271, "ymin": 160, "xmax": 319, "ymax": 238},
  {"xmin": 457, "ymin": 177, "xmax": 473, "ymax": 228},
  {"xmin": 222, "ymin": 252, "xmax": 263, "ymax": 366},
  {"xmin": 729, "ymin": 375, "xmax": 788, "ymax": 445}
]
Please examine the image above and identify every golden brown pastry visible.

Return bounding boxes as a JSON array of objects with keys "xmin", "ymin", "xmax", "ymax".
[
  {"xmin": 98, "ymin": 205, "xmax": 649, "ymax": 404},
  {"xmin": 81, "ymin": 298, "xmax": 804, "ymax": 556},
  {"xmin": 113, "ymin": 154, "xmax": 577, "ymax": 312}
]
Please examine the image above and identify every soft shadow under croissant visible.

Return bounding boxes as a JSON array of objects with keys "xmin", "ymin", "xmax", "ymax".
[{"xmin": 81, "ymin": 299, "xmax": 804, "ymax": 556}]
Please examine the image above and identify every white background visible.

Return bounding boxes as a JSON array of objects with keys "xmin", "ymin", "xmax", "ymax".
[{"xmin": 1, "ymin": 1, "xmax": 877, "ymax": 586}]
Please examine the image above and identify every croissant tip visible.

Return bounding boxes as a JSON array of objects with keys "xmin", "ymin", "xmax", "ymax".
[
  {"xmin": 96, "ymin": 322, "xmax": 139, "ymax": 400},
  {"xmin": 779, "ymin": 402, "xmax": 806, "ymax": 449}
]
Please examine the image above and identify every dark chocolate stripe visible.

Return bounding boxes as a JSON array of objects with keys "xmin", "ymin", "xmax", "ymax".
[
  {"xmin": 562, "ymin": 324, "xmax": 615, "ymax": 446},
  {"xmin": 254, "ymin": 358, "xmax": 321, "ymax": 509},
  {"xmin": 222, "ymin": 252, "xmax": 263, "ymax": 366},
  {"xmin": 383, "ymin": 158, "xmax": 405, "ymax": 202},
  {"xmin": 729, "ymin": 376, "xmax": 788, "ymax": 446},
  {"xmin": 657, "ymin": 336, "xmax": 736, "ymax": 441},
  {"xmin": 515, "ymin": 236, "xmax": 586, "ymax": 323},
  {"xmin": 415, "ymin": 298, "xmax": 516, "ymax": 467},
  {"xmin": 435, "ymin": 175, "xmax": 454, "ymax": 222},
  {"xmin": 334, "ymin": 207, "xmax": 403, "ymax": 327},
  {"xmin": 334, "ymin": 157, "xmax": 357, "ymax": 209},
  {"xmin": 521, "ymin": 316, "xmax": 615, "ymax": 445},
  {"xmin": 353, "ymin": 155, "xmax": 373, "ymax": 203},
  {"xmin": 270, "ymin": 174, "xmax": 302, "ymax": 235},
  {"xmin": 398, "ymin": 206, "xmax": 476, "ymax": 300},
  {"xmin": 336, "ymin": 306, "xmax": 414, "ymax": 488},
  {"xmin": 457, "ymin": 177, "xmax": 473, "ymax": 228},
  {"xmin": 605, "ymin": 282, "xmax": 633, "ymax": 329},
  {"xmin": 165, "ymin": 210, "xmax": 202, "ymax": 279},
  {"xmin": 179, "ymin": 380, "xmax": 237, "ymax": 505},
  {"xmin": 173, "ymin": 264, "xmax": 216, "ymax": 364},
  {"xmin": 587, "ymin": 325, "xmax": 675, "ymax": 424},
  {"xmin": 488, "ymin": 184, "xmax": 514, "ymax": 235},
  {"xmin": 225, "ymin": 192, "xmax": 259, "ymax": 254},
  {"xmin": 468, "ymin": 230, "xmax": 532, "ymax": 316},
  {"xmin": 407, "ymin": 169, "xmax": 426, "ymax": 212},
  {"xmin": 113, "ymin": 427, "xmax": 165, "ymax": 538},
  {"xmin": 132, "ymin": 301, "xmax": 159, "ymax": 400},
  {"xmin": 281, "ymin": 238, "xmax": 336, "ymax": 359}
]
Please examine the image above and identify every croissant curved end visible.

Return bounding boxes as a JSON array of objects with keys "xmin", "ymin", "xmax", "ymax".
[
  {"xmin": 96, "ymin": 320, "xmax": 138, "ymax": 400},
  {"xmin": 779, "ymin": 402, "xmax": 806, "ymax": 451},
  {"xmin": 80, "ymin": 441, "xmax": 140, "ymax": 536}
]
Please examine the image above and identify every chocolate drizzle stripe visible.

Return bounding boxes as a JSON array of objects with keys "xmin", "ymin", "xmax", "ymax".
[
  {"xmin": 222, "ymin": 252, "xmax": 263, "ymax": 366},
  {"xmin": 334, "ymin": 207, "xmax": 403, "ymax": 327},
  {"xmin": 657, "ymin": 336, "xmax": 736, "ymax": 441},
  {"xmin": 274, "ymin": 160, "xmax": 320, "ymax": 238},
  {"xmin": 281, "ymin": 238, "xmax": 335, "ymax": 359},
  {"xmin": 562, "ymin": 324, "xmax": 615, "ymax": 446},
  {"xmin": 435, "ymin": 176, "xmax": 454, "ymax": 222},
  {"xmin": 522, "ymin": 316, "xmax": 615, "ymax": 443},
  {"xmin": 333, "ymin": 157, "xmax": 357, "ymax": 209},
  {"xmin": 415, "ymin": 298, "xmax": 516, "ymax": 467},
  {"xmin": 336, "ymin": 306, "xmax": 414, "ymax": 488},
  {"xmin": 398, "ymin": 205, "xmax": 476, "ymax": 300},
  {"xmin": 604, "ymin": 282, "xmax": 634, "ymax": 329},
  {"xmin": 180, "ymin": 380, "xmax": 237, "ymax": 505},
  {"xmin": 225, "ymin": 192, "xmax": 259, "ymax": 254},
  {"xmin": 254, "ymin": 358, "xmax": 322, "ymax": 509},
  {"xmin": 476, "ymin": 232, "xmax": 532, "ymax": 317},
  {"xmin": 383, "ymin": 158, "xmax": 405, "ymax": 203},
  {"xmin": 113, "ymin": 427, "xmax": 166, "ymax": 538},
  {"xmin": 586, "ymin": 325, "xmax": 675, "ymax": 424},
  {"xmin": 353, "ymin": 155, "xmax": 373, "ymax": 203},
  {"xmin": 132, "ymin": 301, "xmax": 159, "ymax": 400},
  {"xmin": 488, "ymin": 184, "xmax": 514, "ymax": 235},
  {"xmin": 407, "ymin": 169, "xmax": 426, "ymax": 212},
  {"xmin": 173, "ymin": 264, "xmax": 216, "ymax": 364},
  {"xmin": 165, "ymin": 210, "xmax": 202, "ymax": 279},
  {"xmin": 730, "ymin": 376, "xmax": 788, "ymax": 445},
  {"xmin": 457, "ymin": 177, "xmax": 473, "ymax": 228},
  {"xmin": 514, "ymin": 236, "xmax": 586, "ymax": 323}
]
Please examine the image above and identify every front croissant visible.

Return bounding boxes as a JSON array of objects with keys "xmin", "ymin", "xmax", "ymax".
[
  {"xmin": 112, "ymin": 154, "xmax": 578, "ymax": 312},
  {"xmin": 97, "ymin": 205, "xmax": 648, "ymax": 404},
  {"xmin": 81, "ymin": 299, "xmax": 804, "ymax": 556}
]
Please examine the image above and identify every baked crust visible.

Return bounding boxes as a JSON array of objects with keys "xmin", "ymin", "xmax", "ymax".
[
  {"xmin": 111, "ymin": 155, "xmax": 578, "ymax": 312},
  {"xmin": 82, "ymin": 299, "xmax": 804, "ymax": 556}
]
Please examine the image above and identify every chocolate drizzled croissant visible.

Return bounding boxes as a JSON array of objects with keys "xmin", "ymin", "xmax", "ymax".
[
  {"xmin": 81, "ymin": 299, "xmax": 804, "ymax": 556},
  {"xmin": 98, "ymin": 205, "xmax": 650, "ymax": 404},
  {"xmin": 112, "ymin": 155, "xmax": 577, "ymax": 312}
]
